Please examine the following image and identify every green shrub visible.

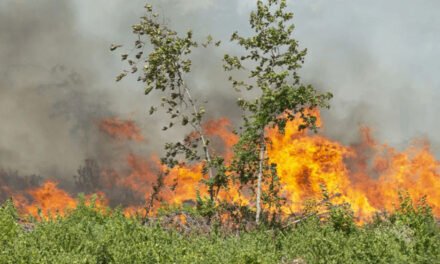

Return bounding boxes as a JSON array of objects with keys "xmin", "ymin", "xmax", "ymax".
[{"xmin": 0, "ymin": 199, "xmax": 438, "ymax": 263}]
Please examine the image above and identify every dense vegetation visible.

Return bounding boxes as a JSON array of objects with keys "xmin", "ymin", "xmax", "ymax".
[{"xmin": 1, "ymin": 196, "xmax": 438, "ymax": 264}]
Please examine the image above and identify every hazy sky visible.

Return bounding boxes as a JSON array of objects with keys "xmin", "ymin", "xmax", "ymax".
[{"xmin": 1, "ymin": 0, "xmax": 439, "ymax": 178}]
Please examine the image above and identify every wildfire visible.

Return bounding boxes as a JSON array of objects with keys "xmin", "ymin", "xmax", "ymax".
[{"xmin": 4, "ymin": 112, "xmax": 440, "ymax": 221}]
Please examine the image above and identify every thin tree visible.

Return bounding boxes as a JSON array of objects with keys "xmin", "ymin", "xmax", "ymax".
[
  {"xmin": 224, "ymin": 0, "xmax": 333, "ymax": 224},
  {"xmin": 111, "ymin": 4, "xmax": 226, "ymax": 203}
]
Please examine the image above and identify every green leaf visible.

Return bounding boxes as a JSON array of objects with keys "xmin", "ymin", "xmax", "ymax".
[{"xmin": 145, "ymin": 86, "xmax": 153, "ymax": 95}]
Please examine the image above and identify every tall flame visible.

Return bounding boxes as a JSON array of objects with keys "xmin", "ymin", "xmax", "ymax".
[{"xmin": 267, "ymin": 111, "xmax": 440, "ymax": 219}]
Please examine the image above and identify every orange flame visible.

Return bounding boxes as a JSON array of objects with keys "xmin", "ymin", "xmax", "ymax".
[
  {"xmin": 267, "ymin": 111, "xmax": 440, "ymax": 219},
  {"xmin": 204, "ymin": 118, "xmax": 239, "ymax": 159},
  {"xmin": 8, "ymin": 114, "xmax": 440, "ymax": 222},
  {"xmin": 14, "ymin": 181, "xmax": 76, "ymax": 218},
  {"xmin": 99, "ymin": 117, "xmax": 144, "ymax": 142},
  {"xmin": 13, "ymin": 181, "xmax": 108, "ymax": 219}
]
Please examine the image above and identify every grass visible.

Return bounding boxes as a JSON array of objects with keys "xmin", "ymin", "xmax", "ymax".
[{"xmin": 0, "ymin": 196, "xmax": 439, "ymax": 264}]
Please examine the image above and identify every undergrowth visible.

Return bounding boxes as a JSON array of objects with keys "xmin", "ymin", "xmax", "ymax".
[{"xmin": 0, "ymin": 195, "xmax": 439, "ymax": 264}]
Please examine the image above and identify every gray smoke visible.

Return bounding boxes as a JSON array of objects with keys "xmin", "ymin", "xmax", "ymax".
[
  {"xmin": 1, "ymin": 0, "xmax": 439, "ymax": 183},
  {"xmin": 0, "ymin": 0, "xmax": 149, "ymax": 179},
  {"xmin": 289, "ymin": 0, "xmax": 440, "ymax": 153}
]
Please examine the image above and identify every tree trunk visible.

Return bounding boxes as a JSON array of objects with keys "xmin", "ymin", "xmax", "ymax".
[
  {"xmin": 183, "ymin": 86, "xmax": 215, "ymax": 200},
  {"xmin": 256, "ymin": 133, "xmax": 265, "ymax": 224}
]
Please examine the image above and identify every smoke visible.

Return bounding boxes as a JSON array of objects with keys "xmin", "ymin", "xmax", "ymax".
[
  {"xmin": 0, "ymin": 0, "xmax": 439, "ymax": 184},
  {"xmin": 288, "ymin": 0, "xmax": 440, "ymax": 152}
]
